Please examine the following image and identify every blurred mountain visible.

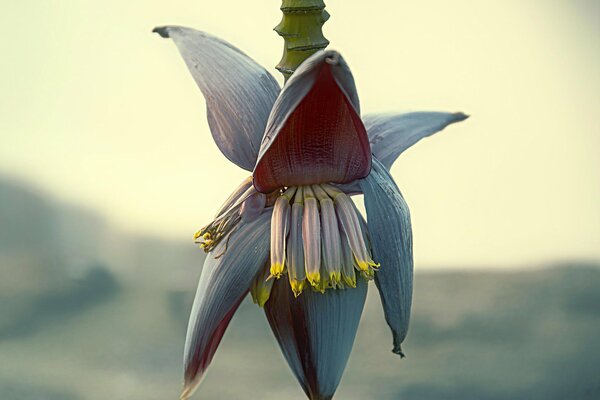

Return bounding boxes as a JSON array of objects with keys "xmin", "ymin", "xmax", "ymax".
[
  {"xmin": 0, "ymin": 175, "xmax": 201, "ymax": 289},
  {"xmin": 0, "ymin": 176, "xmax": 598, "ymax": 400},
  {"xmin": 0, "ymin": 175, "xmax": 201, "ymax": 341}
]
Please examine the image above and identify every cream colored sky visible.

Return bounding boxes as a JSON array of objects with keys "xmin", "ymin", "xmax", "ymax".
[{"xmin": 1, "ymin": 0, "xmax": 599, "ymax": 269}]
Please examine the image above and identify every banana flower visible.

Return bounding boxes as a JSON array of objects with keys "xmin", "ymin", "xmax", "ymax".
[{"xmin": 154, "ymin": 26, "xmax": 467, "ymax": 400}]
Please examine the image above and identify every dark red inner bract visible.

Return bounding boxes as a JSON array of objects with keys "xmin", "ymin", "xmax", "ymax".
[{"xmin": 253, "ymin": 65, "xmax": 371, "ymax": 193}]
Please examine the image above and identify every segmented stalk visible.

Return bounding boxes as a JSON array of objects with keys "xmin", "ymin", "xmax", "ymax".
[{"xmin": 275, "ymin": 0, "xmax": 329, "ymax": 81}]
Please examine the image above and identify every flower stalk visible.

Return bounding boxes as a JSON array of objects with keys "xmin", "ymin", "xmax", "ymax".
[{"xmin": 275, "ymin": 0, "xmax": 330, "ymax": 81}]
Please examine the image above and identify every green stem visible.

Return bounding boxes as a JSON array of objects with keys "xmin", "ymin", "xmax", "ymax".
[{"xmin": 275, "ymin": 0, "xmax": 329, "ymax": 81}]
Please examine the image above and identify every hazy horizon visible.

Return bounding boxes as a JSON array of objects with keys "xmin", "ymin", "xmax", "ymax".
[{"xmin": 3, "ymin": 173, "xmax": 597, "ymax": 272}]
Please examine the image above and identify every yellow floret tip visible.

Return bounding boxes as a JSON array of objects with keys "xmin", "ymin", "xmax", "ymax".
[
  {"xmin": 314, "ymin": 278, "xmax": 328, "ymax": 293},
  {"xmin": 200, "ymin": 239, "xmax": 213, "ymax": 249},
  {"xmin": 270, "ymin": 263, "xmax": 285, "ymax": 279},
  {"xmin": 356, "ymin": 259, "xmax": 380, "ymax": 272},
  {"xmin": 290, "ymin": 279, "xmax": 306, "ymax": 297},
  {"xmin": 329, "ymin": 271, "xmax": 342, "ymax": 285},
  {"xmin": 343, "ymin": 275, "xmax": 357, "ymax": 288},
  {"xmin": 307, "ymin": 272, "xmax": 321, "ymax": 288}
]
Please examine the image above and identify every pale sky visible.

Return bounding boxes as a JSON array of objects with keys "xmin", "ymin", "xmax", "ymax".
[{"xmin": 1, "ymin": 0, "xmax": 599, "ymax": 269}]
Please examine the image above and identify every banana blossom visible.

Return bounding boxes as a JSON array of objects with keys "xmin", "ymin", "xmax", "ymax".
[{"xmin": 154, "ymin": 26, "xmax": 467, "ymax": 400}]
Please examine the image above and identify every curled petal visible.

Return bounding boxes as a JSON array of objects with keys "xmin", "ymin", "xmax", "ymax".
[
  {"xmin": 313, "ymin": 185, "xmax": 342, "ymax": 286},
  {"xmin": 270, "ymin": 192, "xmax": 293, "ymax": 278},
  {"xmin": 364, "ymin": 112, "xmax": 469, "ymax": 169},
  {"xmin": 253, "ymin": 50, "xmax": 371, "ymax": 193},
  {"xmin": 264, "ymin": 276, "xmax": 368, "ymax": 400},
  {"xmin": 195, "ymin": 180, "xmax": 260, "ymax": 252},
  {"xmin": 154, "ymin": 26, "xmax": 281, "ymax": 170},
  {"xmin": 182, "ymin": 210, "xmax": 272, "ymax": 398},
  {"xmin": 359, "ymin": 157, "xmax": 413, "ymax": 357},
  {"xmin": 302, "ymin": 186, "xmax": 321, "ymax": 288},
  {"xmin": 288, "ymin": 187, "xmax": 307, "ymax": 296},
  {"xmin": 323, "ymin": 185, "xmax": 376, "ymax": 272}
]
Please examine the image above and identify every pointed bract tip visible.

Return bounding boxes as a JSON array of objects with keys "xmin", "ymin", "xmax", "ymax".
[
  {"xmin": 452, "ymin": 112, "xmax": 470, "ymax": 122},
  {"xmin": 251, "ymin": 286, "xmax": 271, "ymax": 307},
  {"xmin": 392, "ymin": 345, "xmax": 406, "ymax": 358},
  {"xmin": 153, "ymin": 26, "xmax": 171, "ymax": 38},
  {"xmin": 179, "ymin": 382, "xmax": 194, "ymax": 400},
  {"xmin": 256, "ymin": 292, "xmax": 270, "ymax": 308},
  {"xmin": 325, "ymin": 51, "xmax": 340, "ymax": 65}
]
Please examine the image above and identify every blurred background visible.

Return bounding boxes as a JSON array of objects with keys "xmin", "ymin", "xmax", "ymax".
[{"xmin": 1, "ymin": 0, "xmax": 599, "ymax": 399}]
